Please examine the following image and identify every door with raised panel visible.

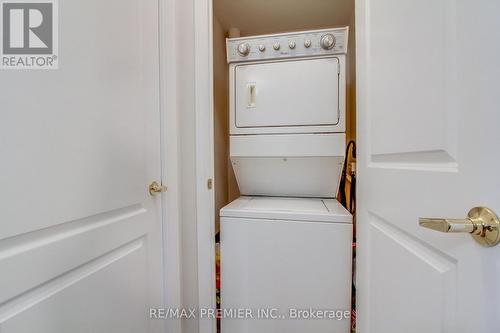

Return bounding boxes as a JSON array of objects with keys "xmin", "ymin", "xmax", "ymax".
[
  {"xmin": 0, "ymin": 0, "xmax": 164, "ymax": 332},
  {"xmin": 356, "ymin": 0, "xmax": 500, "ymax": 332}
]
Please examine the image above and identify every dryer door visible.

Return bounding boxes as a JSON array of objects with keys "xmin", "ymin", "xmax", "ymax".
[{"xmin": 234, "ymin": 57, "xmax": 340, "ymax": 129}]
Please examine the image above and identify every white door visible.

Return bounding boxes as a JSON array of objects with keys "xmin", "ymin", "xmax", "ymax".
[
  {"xmin": 0, "ymin": 0, "xmax": 164, "ymax": 332},
  {"xmin": 356, "ymin": 1, "xmax": 500, "ymax": 332}
]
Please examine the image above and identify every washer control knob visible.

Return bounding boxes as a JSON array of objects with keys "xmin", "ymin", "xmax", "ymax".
[
  {"xmin": 288, "ymin": 41, "xmax": 296, "ymax": 49},
  {"xmin": 237, "ymin": 43, "xmax": 250, "ymax": 56},
  {"xmin": 320, "ymin": 33, "xmax": 336, "ymax": 50},
  {"xmin": 304, "ymin": 39, "xmax": 312, "ymax": 48},
  {"xmin": 273, "ymin": 42, "xmax": 281, "ymax": 50},
  {"xmin": 258, "ymin": 44, "xmax": 266, "ymax": 52}
]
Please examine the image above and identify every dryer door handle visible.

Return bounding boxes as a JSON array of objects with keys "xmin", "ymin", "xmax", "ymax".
[{"xmin": 247, "ymin": 83, "xmax": 256, "ymax": 108}]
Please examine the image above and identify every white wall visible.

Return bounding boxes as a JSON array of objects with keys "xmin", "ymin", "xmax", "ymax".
[
  {"xmin": 164, "ymin": 1, "xmax": 217, "ymax": 332},
  {"xmin": 163, "ymin": 0, "xmax": 200, "ymax": 331}
]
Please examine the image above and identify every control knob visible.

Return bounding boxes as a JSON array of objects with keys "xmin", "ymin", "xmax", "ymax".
[
  {"xmin": 273, "ymin": 42, "xmax": 281, "ymax": 50},
  {"xmin": 237, "ymin": 43, "xmax": 250, "ymax": 56},
  {"xmin": 320, "ymin": 34, "xmax": 336, "ymax": 50}
]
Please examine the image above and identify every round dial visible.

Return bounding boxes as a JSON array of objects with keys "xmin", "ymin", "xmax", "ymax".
[
  {"xmin": 288, "ymin": 41, "xmax": 296, "ymax": 49},
  {"xmin": 320, "ymin": 34, "xmax": 336, "ymax": 50},
  {"xmin": 304, "ymin": 39, "xmax": 312, "ymax": 48},
  {"xmin": 237, "ymin": 43, "xmax": 250, "ymax": 56},
  {"xmin": 259, "ymin": 44, "xmax": 266, "ymax": 52},
  {"xmin": 273, "ymin": 42, "xmax": 281, "ymax": 50}
]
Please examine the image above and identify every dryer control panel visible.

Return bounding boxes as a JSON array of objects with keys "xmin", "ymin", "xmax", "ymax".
[{"xmin": 226, "ymin": 27, "xmax": 348, "ymax": 63}]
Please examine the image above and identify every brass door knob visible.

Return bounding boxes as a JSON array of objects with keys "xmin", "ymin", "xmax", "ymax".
[
  {"xmin": 149, "ymin": 181, "xmax": 167, "ymax": 196},
  {"xmin": 419, "ymin": 207, "xmax": 500, "ymax": 247}
]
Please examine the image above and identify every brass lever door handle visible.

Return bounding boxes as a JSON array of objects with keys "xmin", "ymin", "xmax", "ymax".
[
  {"xmin": 149, "ymin": 181, "xmax": 167, "ymax": 196},
  {"xmin": 419, "ymin": 218, "xmax": 476, "ymax": 233},
  {"xmin": 419, "ymin": 207, "xmax": 500, "ymax": 247}
]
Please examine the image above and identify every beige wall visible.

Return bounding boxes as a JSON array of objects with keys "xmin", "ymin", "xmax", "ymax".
[
  {"xmin": 346, "ymin": 11, "xmax": 357, "ymax": 143},
  {"xmin": 213, "ymin": 17, "xmax": 231, "ymax": 233}
]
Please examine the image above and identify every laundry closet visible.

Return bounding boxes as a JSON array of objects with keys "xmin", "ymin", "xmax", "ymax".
[{"xmin": 212, "ymin": 1, "xmax": 357, "ymax": 332}]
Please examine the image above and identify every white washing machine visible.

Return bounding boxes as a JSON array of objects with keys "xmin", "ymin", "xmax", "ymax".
[
  {"xmin": 220, "ymin": 197, "xmax": 352, "ymax": 333},
  {"xmin": 221, "ymin": 28, "xmax": 352, "ymax": 332}
]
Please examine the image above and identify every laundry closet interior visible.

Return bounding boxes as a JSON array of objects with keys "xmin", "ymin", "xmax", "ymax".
[{"xmin": 212, "ymin": 0, "xmax": 357, "ymax": 332}]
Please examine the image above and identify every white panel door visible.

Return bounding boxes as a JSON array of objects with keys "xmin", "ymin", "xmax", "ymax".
[
  {"xmin": 234, "ymin": 58, "xmax": 339, "ymax": 128},
  {"xmin": 0, "ymin": 0, "xmax": 164, "ymax": 332},
  {"xmin": 356, "ymin": 1, "xmax": 500, "ymax": 332}
]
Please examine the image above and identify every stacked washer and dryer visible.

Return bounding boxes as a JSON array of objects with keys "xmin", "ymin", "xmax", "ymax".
[{"xmin": 220, "ymin": 27, "xmax": 352, "ymax": 333}]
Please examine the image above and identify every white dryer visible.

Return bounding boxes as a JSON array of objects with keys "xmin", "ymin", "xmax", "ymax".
[{"xmin": 227, "ymin": 27, "xmax": 348, "ymax": 198}]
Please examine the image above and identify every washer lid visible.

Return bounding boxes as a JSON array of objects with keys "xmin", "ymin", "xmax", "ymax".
[{"xmin": 220, "ymin": 196, "xmax": 352, "ymax": 223}]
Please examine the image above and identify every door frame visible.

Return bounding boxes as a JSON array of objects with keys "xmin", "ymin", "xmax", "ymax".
[
  {"xmin": 160, "ymin": 0, "xmax": 217, "ymax": 333},
  {"xmin": 194, "ymin": 0, "xmax": 217, "ymax": 333},
  {"xmin": 158, "ymin": 0, "xmax": 188, "ymax": 332},
  {"xmin": 353, "ymin": 0, "xmax": 367, "ymax": 331},
  {"xmin": 194, "ymin": 1, "xmax": 217, "ymax": 333}
]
